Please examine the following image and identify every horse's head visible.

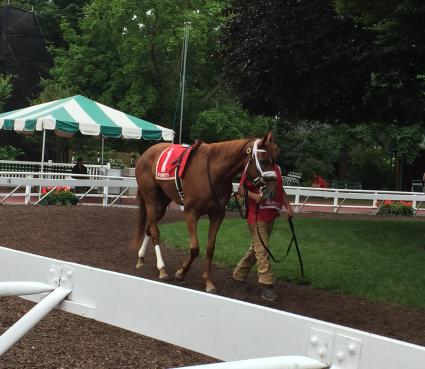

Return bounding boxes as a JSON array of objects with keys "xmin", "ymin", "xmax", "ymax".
[{"xmin": 245, "ymin": 130, "xmax": 279, "ymax": 201}]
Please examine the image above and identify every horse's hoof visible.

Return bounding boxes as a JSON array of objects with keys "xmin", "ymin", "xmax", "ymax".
[
  {"xmin": 136, "ymin": 261, "xmax": 144, "ymax": 269},
  {"xmin": 175, "ymin": 269, "xmax": 185, "ymax": 281},
  {"xmin": 159, "ymin": 269, "xmax": 170, "ymax": 281},
  {"xmin": 206, "ymin": 286, "xmax": 217, "ymax": 294},
  {"xmin": 136, "ymin": 257, "xmax": 144, "ymax": 269},
  {"xmin": 205, "ymin": 281, "xmax": 217, "ymax": 294}
]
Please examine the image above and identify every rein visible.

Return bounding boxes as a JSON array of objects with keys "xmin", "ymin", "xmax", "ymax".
[
  {"xmin": 254, "ymin": 205, "xmax": 304, "ymax": 276},
  {"xmin": 255, "ymin": 203, "xmax": 279, "ymax": 263}
]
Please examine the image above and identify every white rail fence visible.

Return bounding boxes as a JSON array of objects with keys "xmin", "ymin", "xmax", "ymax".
[
  {"xmin": 0, "ymin": 246, "xmax": 424, "ymax": 368},
  {"xmin": 0, "ymin": 159, "xmax": 109, "ymax": 179},
  {"xmin": 283, "ymin": 186, "xmax": 425, "ymax": 215},
  {"xmin": 0, "ymin": 171, "xmax": 136, "ymax": 206},
  {"xmin": 0, "ymin": 167, "xmax": 424, "ymax": 214}
]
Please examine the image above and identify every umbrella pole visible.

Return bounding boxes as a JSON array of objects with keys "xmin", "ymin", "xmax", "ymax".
[
  {"xmin": 38, "ymin": 129, "xmax": 47, "ymax": 200},
  {"xmin": 40, "ymin": 129, "xmax": 46, "ymax": 173},
  {"xmin": 101, "ymin": 138, "xmax": 104, "ymax": 167},
  {"xmin": 179, "ymin": 22, "xmax": 190, "ymax": 145}
]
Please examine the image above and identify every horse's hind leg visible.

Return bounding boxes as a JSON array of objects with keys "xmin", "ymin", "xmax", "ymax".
[
  {"xmin": 175, "ymin": 211, "xmax": 200, "ymax": 281},
  {"xmin": 146, "ymin": 198, "xmax": 170, "ymax": 280},
  {"xmin": 136, "ymin": 234, "xmax": 150, "ymax": 268},
  {"xmin": 135, "ymin": 194, "xmax": 149, "ymax": 269},
  {"xmin": 203, "ymin": 210, "xmax": 225, "ymax": 293}
]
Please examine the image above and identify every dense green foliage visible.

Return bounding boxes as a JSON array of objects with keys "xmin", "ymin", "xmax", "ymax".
[
  {"xmin": 335, "ymin": 0, "xmax": 425, "ymax": 124},
  {"xmin": 160, "ymin": 218, "xmax": 425, "ymax": 309},
  {"xmin": 0, "ymin": 74, "xmax": 13, "ymax": 111},
  {"xmin": 377, "ymin": 201, "xmax": 415, "ymax": 216},
  {"xmin": 223, "ymin": 0, "xmax": 425, "ymax": 126},
  {"xmin": 50, "ymin": 0, "xmax": 229, "ymax": 134},
  {"xmin": 40, "ymin": 190, "xmax": 78, "ymax": 206},
  {"xmin": 223, "ymin": 0, "xmax": 372, "ymax": 123},
  {"xmin": 0, "ymin": 145, "xmax": 24, "ymax": 160}
]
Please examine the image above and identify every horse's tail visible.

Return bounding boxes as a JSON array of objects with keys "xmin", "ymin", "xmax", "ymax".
[{"xmin": 131, "ymin": 189, "xmax": 147, "ymax": 249}]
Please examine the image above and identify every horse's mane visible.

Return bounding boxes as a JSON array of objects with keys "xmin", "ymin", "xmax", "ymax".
[{"xmin": 208, "ymin": 138, "xmax": 254, "ymax": 160}]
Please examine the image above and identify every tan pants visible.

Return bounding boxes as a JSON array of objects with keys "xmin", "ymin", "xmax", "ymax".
[{"xmin": 233, "ymin": 221, "xmax": 274, "ymax": 285}]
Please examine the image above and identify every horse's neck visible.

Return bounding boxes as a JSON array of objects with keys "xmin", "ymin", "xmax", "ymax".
[{"xmin": 208, "ymin": 139, "xmax": 250, "ymax": 180}]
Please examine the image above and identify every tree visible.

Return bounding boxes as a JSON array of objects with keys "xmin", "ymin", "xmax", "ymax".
[
  {"xmin": 49, "ymin": 0, "xmax": 228, "ymax": 144},
  {"xmin": 335, "ymin": 0, "xmax": 425, "ymax": 125},
  {"xmin": 8, "ymin": 0, "xmax": 91, "ymax": 48},
  {"xmin": 0, "ymin": 74, "xmax": 13, "ymax": 111},
  {"xmin": 190, "ymin": 98, "xmax": 273, "ymax": 142},
  {"xmin": 222, "ymin": 0, "xmax": 373, "ymax": 123}
]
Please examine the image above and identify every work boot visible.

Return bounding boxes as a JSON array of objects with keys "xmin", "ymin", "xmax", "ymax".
[
  {"xmin": 261, "ymin": 285, "xmax": 278, "ymax": 302},
  {"xmin": 231, "ymin": 275, "xmax": 251, "ymax": 291}
]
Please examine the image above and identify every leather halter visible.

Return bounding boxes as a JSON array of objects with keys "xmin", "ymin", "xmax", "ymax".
[{"xmin": 243, "ymin": 139, "xmax": 277, "ymax": 197}]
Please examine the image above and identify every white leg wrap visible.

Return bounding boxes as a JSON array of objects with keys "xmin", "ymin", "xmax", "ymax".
[
  {"xmin": 138, "ymin": 235, "xmax": 150, "ymax": 258},
  {"xmin": 154, "ymin": 245, "xmax": 165, "ymax": 270}
]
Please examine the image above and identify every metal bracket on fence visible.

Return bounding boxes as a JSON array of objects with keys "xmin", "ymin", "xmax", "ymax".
[
  {"xmin": 333, "ymin": 334, "xmax": 361, "ymax": 369},
  {"xmin": 108, "ymin": 187, "xmax": 129, "ymax": 207},
  {"xmin": 309, "ymin": 328, "xmax": 361, "ymax": 369},
  {"xmin": 0, "ymin": 185, "xmax": 22, "ymax": 205},
  {"xmin": 309, "ymin": 328, "xmax": 334, "ymax": 365}
]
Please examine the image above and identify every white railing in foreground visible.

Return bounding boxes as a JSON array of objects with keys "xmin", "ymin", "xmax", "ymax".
[
  {"xmin": 1, "ymin": 246, "xmax": 424, "ymax": 369},
  {"xmin": 173, "ymin": 356, "xmax": 327, "ymax": 369}
]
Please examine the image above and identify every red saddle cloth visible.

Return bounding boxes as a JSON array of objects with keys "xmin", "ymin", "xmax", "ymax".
[{"xmin": 156, "ymin": 144, "xmax": 193, "ymax": 180}]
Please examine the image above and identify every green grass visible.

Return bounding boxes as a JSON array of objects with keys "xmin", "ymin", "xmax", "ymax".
[{"xmin": 160, "ymin": 217, "xmax": 425, "ymax": 309}]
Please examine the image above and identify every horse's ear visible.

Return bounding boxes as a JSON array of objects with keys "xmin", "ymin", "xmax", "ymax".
[{"xmin": 260, "ymin": 130, "xmax": 273, "ymax": 146}]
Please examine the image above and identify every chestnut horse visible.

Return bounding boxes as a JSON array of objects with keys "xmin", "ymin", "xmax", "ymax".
[{"xmin": 132, "ymin": 131, "xmax": 279, "ymax": 293}]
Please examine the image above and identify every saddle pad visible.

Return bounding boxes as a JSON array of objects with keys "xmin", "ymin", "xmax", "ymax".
[{"xmin": 155, "ymin": 144, "xmax": 187, "ymax": 180}]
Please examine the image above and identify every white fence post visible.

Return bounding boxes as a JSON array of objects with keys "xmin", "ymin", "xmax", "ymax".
[
  {"xmin": 294, "ymin": 190, "xmax": 300, "ymax": 213},
  {"xmin": 333, "ymin": 190, "xmax": 339, "ymax": 213},
  {"xmin": 103, "ymin": 185, "xmax": 109, "ymax": 207},
  {"xmin": 372, "ymin": 193, "xmax": 378, "ymax": 209},
  {"xmin": 24, "ymin": 174, "xmax": 32, "ymax": 205}
]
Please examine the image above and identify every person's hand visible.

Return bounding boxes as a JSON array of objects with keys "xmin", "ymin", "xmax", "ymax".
[
  {"xmin": 284, "ymin": 207, "xmax": 293, "ymax": 220},
  {"xmin": 251, "ymin": 192, "xmax": 263, "ymax": 204}
]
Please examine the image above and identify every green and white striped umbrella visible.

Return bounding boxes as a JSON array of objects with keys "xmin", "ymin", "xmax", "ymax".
[{"xmin": 0, "ymin": 95, "xmax": 174, "ymax": 141}]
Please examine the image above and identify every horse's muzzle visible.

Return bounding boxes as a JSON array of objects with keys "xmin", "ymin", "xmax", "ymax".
[{"xmin": 261, "ymin": 188, "xmax": 275, "ymax": 201}]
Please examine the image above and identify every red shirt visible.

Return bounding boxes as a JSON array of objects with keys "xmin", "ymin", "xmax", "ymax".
[
  {"xmin": 313, "ymin": 176, "xmax": 328, "ymax": 188},
  {"xmin": 239, "ymin": 164, "xmax": 283, "ymax": 224}
]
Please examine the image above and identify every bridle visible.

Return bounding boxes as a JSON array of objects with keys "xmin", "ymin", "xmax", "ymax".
[
  {"xmin": 244, "ymin": 139, "xmax": 277, "ymax": 201},
  {"xmin": 206, "ymin": 137, "xmax": 276, "ymax": 211}
]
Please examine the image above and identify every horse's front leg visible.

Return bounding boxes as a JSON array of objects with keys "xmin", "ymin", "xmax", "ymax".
[
  {"xmin": 175, "ymin": 211, "xmax": 200, "ymax": 281},
  {"xmin": 203, "ymin": 210, "xmax": 225, "ymax": 293}
]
